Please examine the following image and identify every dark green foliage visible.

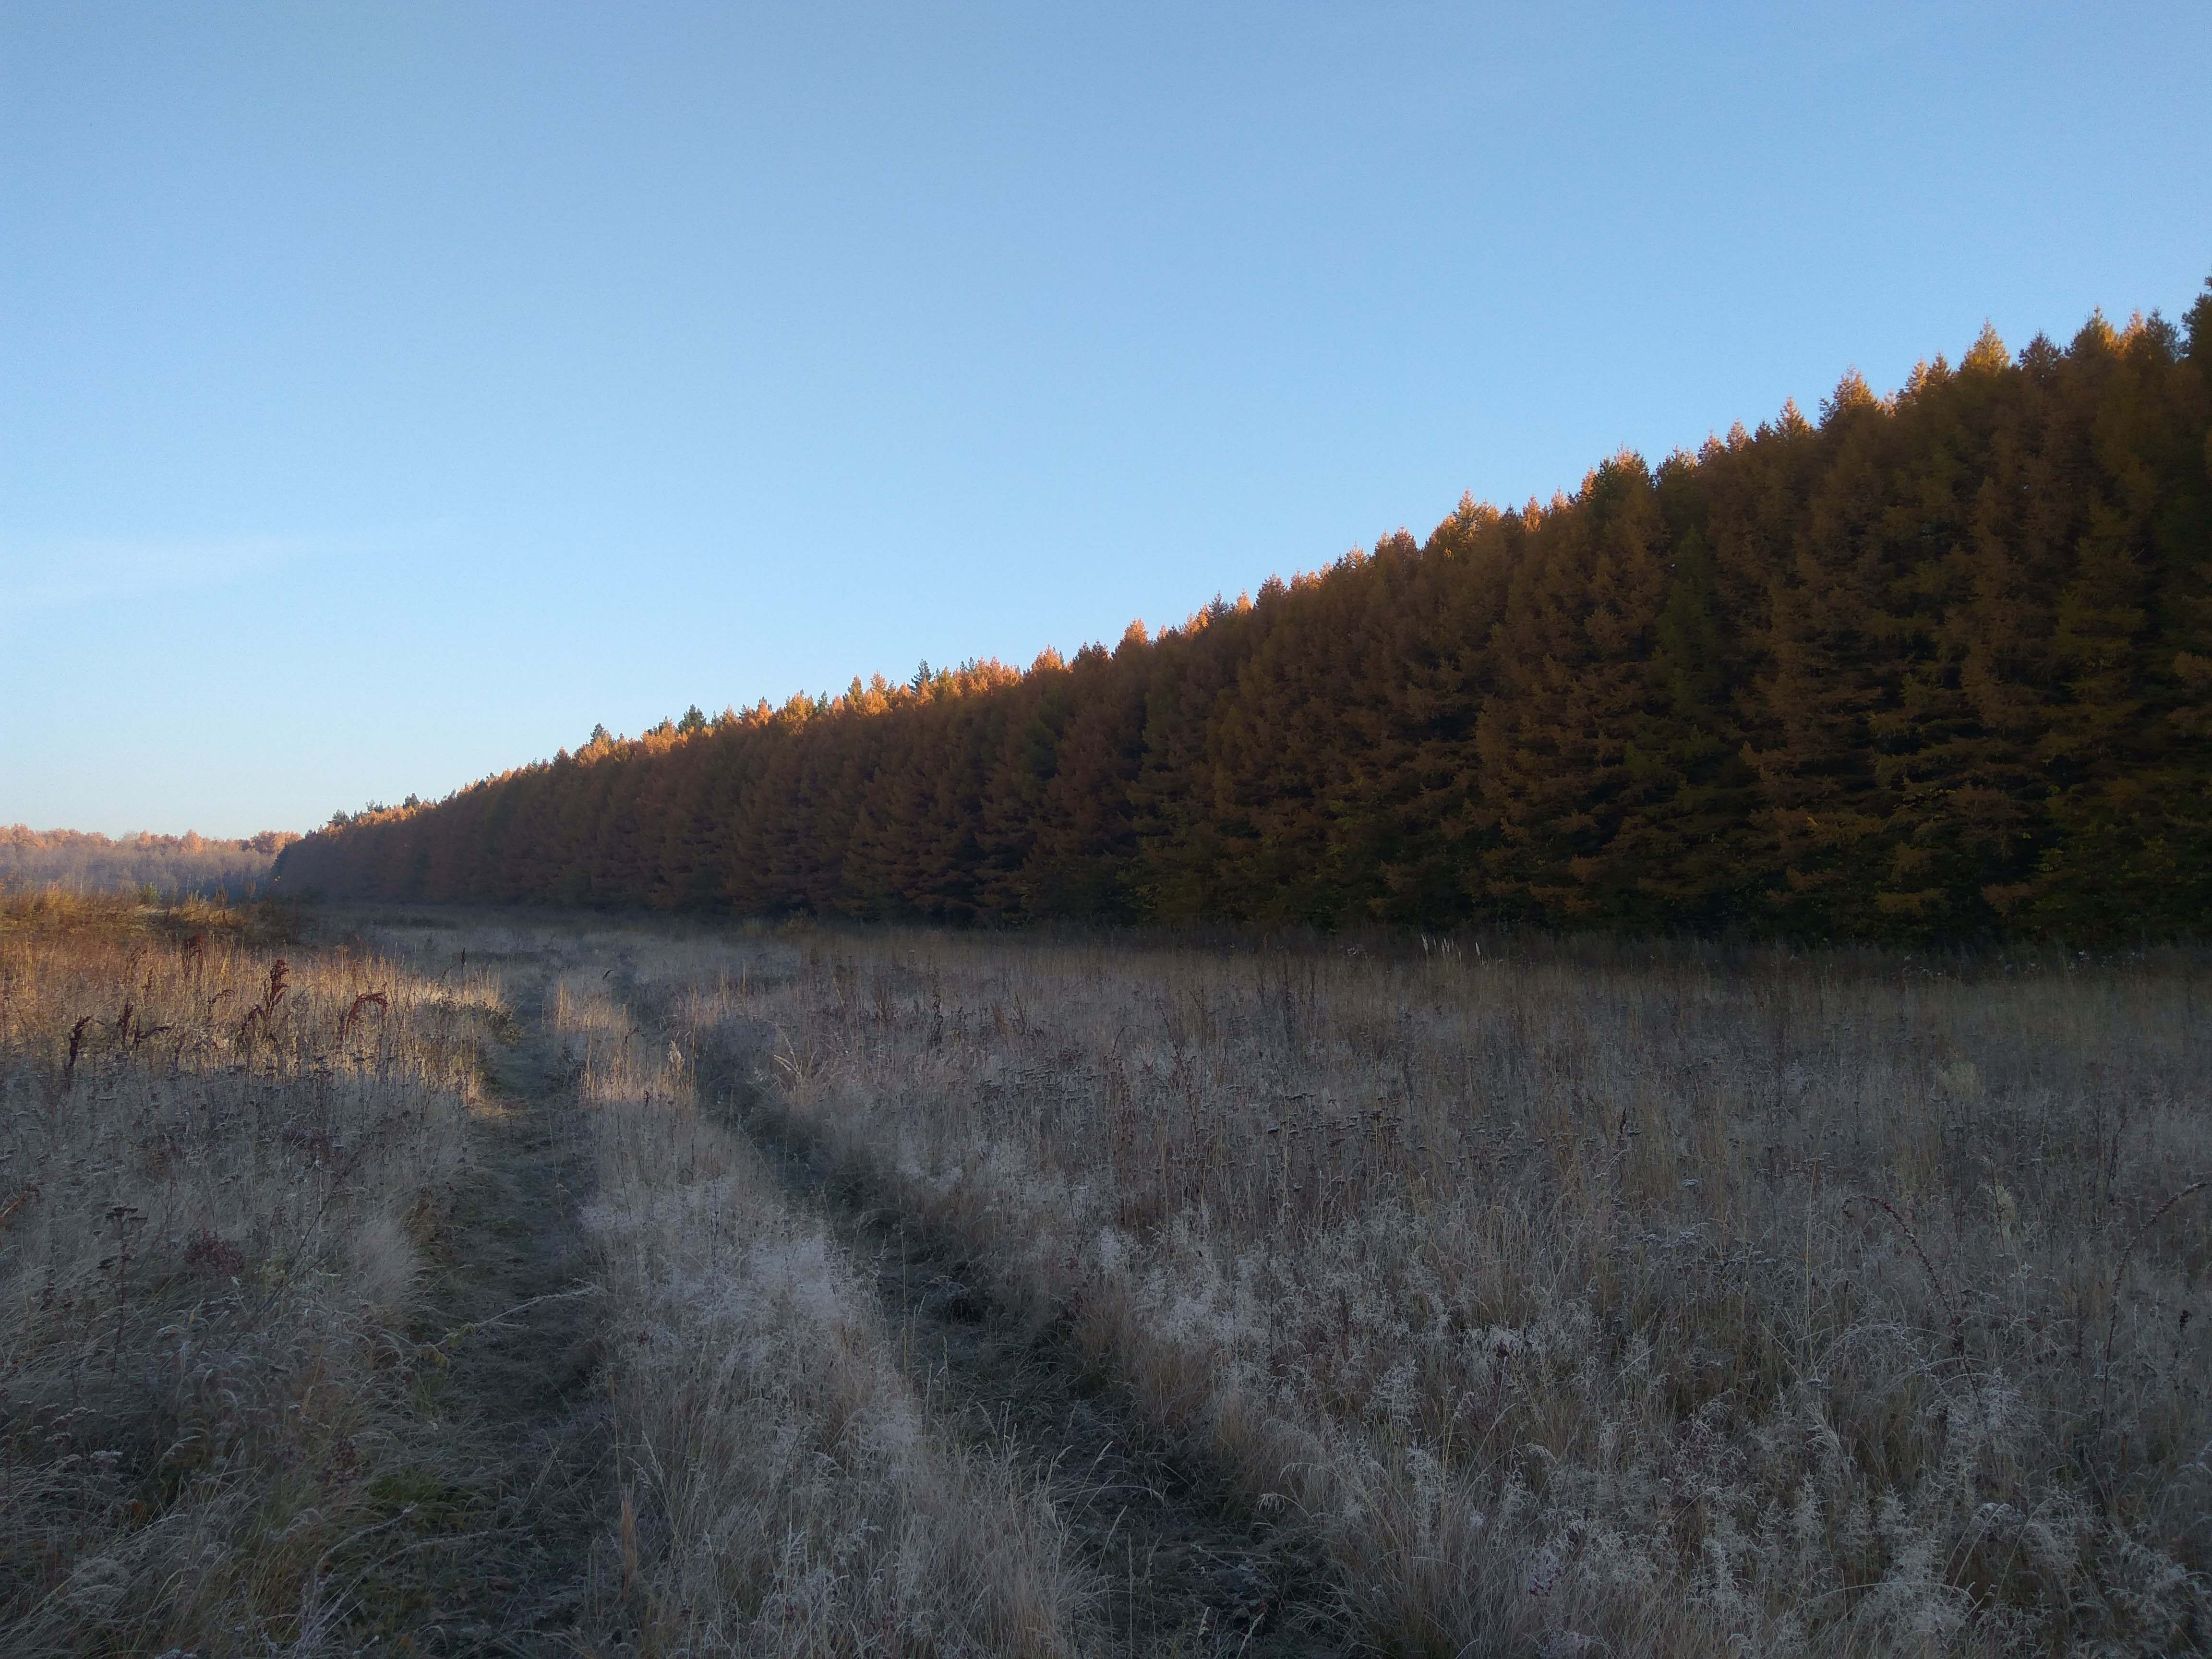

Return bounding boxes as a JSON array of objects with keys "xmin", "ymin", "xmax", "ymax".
[{"xmin": 279, "ymin": 293, "xmax": 2212, "ymax": 942}]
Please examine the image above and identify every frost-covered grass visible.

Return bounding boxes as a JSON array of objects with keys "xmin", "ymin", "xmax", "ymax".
[
  {"xmin": 0, "ymin": 894, "xmax": 487, "ymax": 1654},
  {"xmin": 552, "ymin": 969, "xmax": 1090, "ymax": 1656},
  {"xmin": 600, "ymin": 928, "xmax": 2212, "ymax": 1657}
]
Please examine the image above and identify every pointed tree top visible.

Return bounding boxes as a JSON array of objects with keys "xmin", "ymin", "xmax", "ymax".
[{"xmin": 1962, "ymin": 322, "xmax": 2010, "ymax": 375}]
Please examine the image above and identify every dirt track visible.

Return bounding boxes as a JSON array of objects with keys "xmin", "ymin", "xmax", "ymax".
[
  {"xmin": 703, "ymin": 1031, "xmax": 1351, "ymax": 1659},
  {"xmin": 376, "ymin": 969, "xmax": 624, "ymax": 1655},
  {"xmin": 386, "ymin": 940, "xmax": 1349, "ymax": 1655}
]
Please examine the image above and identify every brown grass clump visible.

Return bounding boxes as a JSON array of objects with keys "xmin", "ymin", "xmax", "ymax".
[
  {"xmin": 0, "ymin": 892, "xmax": 494, "ymax": 1654},
  {"xmin": 0, "ymin": 886, "xmax": 145, "ymax": 939},
  {"xmin": 594, "ymin": 929, "xmax": 2212, "ymax": 1656},
  {"xmin": 548, "ymin": 965, "xmax": 1093, "ymax": 1655},
  {"xmin": 0, "ymin": 883, "xmax": 302, "ymax": 950}
]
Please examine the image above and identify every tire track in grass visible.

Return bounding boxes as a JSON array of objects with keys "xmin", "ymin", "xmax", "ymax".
[
  {"xmin": 382, "ymin": 971, "xmax": 625, "ymax": 1656},
  {"xmin": 706, "ymin": 1045, "xmax": 1351, "ymax": 1659}
]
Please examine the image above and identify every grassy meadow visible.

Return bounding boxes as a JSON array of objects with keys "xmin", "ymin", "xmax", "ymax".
[
  {"xmin": 0, "ymin": 890, "xmax": 498, "ymax": 1652},
  {"xmin": 5, "ymin": 890, "xmax": 2209, "ymax": 1654},
  {"xmin": 615, "ymin": 925, "xmax": 2212, "ymax": 1656}
]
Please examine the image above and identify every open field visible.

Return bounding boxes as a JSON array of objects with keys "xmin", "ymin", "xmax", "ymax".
[
  {"xmin": 0, "ymin": 890, "xmax": 541, "ymax": 1653},
  {"xmin": 569, "ymin": 920, "xmax": 2212, "ymax": 1656},
  {"xmin": 1, "ymin": 894, "xmax": 1102, "ymax": 1657},
  {"xmin": 7, "ymin": 894, "xmax": 2209, "ymax": 1654},
  {"xmin": 1, "ymin": 829, "xmax": 294, "ymax": 900}
]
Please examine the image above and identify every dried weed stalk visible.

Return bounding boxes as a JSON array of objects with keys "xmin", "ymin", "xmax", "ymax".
[{"xmin": 0, "ymin": 892, "xmax": 495, "ymax": 1655}]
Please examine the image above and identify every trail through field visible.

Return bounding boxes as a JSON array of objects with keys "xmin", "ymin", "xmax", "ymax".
[
  {"xmin": 384, "ymin": 972, "xmax": 622, "ymax": 1654},
  {"xmin": 376, "ymin": 938, "xmax": 1346, "ymax": 1654},
  {"xmin": 729, "ymin": 1082, "xmax": 1349, "ymax": 1658}
]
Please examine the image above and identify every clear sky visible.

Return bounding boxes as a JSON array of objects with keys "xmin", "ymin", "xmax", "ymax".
[{"xmin": 4, "ymin": 2, "xmax": 2208, "ymax": 838}]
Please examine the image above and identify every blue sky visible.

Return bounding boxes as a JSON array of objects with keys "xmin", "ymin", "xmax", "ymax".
[{"xmin": 4, "ymin": 2, "xmax": 2208, "ymax": 837}]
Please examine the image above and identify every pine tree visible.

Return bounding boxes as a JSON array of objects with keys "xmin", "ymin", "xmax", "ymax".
[{"xmin": 277, "ymin": 283, "xmax": 2212, "ymax": 943}]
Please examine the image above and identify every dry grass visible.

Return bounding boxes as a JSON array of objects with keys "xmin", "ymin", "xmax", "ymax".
[
  {"xmin": 577, "ymin": 927, "xmax": 2212, "ymax": 1657},
  {"xmin": 33, "ymin": 892, "xmax": 2194, "ymax": 1654},
  {"xmin": 0, "ymin": 828, "xmax": 291, "ymax": 903},
  {"xmin": 0, "ymin": 892, "xmax": 497, "ymax": 1654},
  {"xmin": 545, "ymin": 960, "xmax": 1093, "ymax": 1656},
  {"xmin": 5, "ymin": 894, "xmax": 1094, "ymax": 1657}
]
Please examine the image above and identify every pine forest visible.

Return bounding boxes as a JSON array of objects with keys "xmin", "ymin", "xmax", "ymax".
[{"xmin": 281, "ymin": 295, "xmax": 2212, "ymax": 941}]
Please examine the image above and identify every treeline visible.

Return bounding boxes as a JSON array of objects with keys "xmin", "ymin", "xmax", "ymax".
[
  {"xmin": 2, "ymin": 826, "xmax": 298, "ymax": 897},
  {"xmin": 279, "ymin": 295, "xmax": 2212, "ymax": 942}
]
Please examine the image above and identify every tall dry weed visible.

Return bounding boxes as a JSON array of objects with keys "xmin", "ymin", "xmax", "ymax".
[{"xmin": 0, "ymin": 897, "xmax": 493, "ymax": 1654}]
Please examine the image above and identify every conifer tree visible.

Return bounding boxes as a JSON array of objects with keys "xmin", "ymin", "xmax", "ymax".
[{"xmin": 277, "ymin": 283, "xmax": 2212, "ymax": 944}]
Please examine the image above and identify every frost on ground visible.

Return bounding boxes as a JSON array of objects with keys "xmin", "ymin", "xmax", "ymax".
[
  {"xmin": 554, "ymin": 969, "xmax": 1089, "ymax": 1657},
  {"xmin": 607, "ymin": 928, "xmax": 2212, "ymax": 1658},
  {"xmin": 22, "ymin": 895, "xmax": 2198, "ymax": 1656},
  {"xmin": 0, "ymin": 893, "xmax": 487, "ymax": 1654}
]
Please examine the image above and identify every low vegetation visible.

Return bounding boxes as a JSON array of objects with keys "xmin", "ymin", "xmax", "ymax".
[
  {"xmin": 10, "ymin": 889, "xmax": 2205, "ymax": 1654},
  {"xmin": 551, "ymin": 959, "xmax": 1091, "ymax": 1656},
  {"xmin": 0, "ymin": 889, "xmax": 494, "ymax": 1653},
  {"xmin": 610, "ymin": 925, "xmax": 2212, "ymax": 1656}
]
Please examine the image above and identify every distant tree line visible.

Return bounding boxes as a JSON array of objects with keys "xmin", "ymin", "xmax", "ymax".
[
  {"xmin": 2, "ymin": 827, "xmax": 298, "ymax": 898},
  {"xmin": 278, "ymin": 294, "xmax": 2212, "ymax": 942}
]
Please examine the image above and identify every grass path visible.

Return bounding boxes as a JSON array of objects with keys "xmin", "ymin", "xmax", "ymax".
[
  {"xmin": 383, "ymin": 969, "xmax": 624, "ymax": 1655},
  {"xmin": 710, "ymin": 1046, "xmax": 1350, "ymax": 1658},
  {"xmin": 372, "ymin": 935, "xmax": 1352, "ymax": 1654}
]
